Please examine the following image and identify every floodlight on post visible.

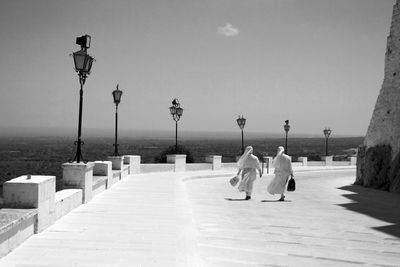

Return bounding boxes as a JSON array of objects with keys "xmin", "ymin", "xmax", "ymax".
[
  {"xmin": 323, "ymin": 127, "xmax": 332, "ymax": 156},
  {"xmin": 169, "ymin": 99, "xmax": 183, "ymax": 152},
  {"xmin": 112, "ymin": 84, "xmax": 123, "ymax": 156},
  {"xmin": 70, "ymin": 34, "xmax": 94, "ymax": 163},
  {"xmin": 284, "ymin": 120, "xmax": 290, "ymax": 155},
  {"xmin": 236, "ymin": 115, "xmax": 246, "ymax": 154}
]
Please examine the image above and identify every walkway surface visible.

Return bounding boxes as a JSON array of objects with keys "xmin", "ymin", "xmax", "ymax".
[{"xmin": 0, "ymin": 166, "xmax": 400, "ymax": 266}]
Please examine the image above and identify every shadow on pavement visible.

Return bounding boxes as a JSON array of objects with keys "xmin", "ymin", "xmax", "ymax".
[
  {"xmin": 260, "ymin": 199, "xmax": 292, "ymax": 202},
  {"xmin": 225, "ymin": 198, "xmax": 249, "ymax": 201},
  {"xmin": 338, "ymin": 184, "xmax": 400, "ymax": 238}
]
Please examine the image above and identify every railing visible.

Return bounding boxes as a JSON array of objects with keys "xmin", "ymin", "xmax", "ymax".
[{"xmin": 0, "ymin": 154, "xmax": 356, "ymax": 257}]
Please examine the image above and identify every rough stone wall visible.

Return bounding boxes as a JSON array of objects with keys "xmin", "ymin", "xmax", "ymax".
[{"xmin": 358, "ymin": 0, "xmax": 400, "ymax": 193}]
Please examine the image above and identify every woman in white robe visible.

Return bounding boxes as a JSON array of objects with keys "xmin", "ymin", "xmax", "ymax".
[
  {"xmin": 237, "ymin": 146, "xmax": 262, "ymax": 200},
  {"xmin": 267, "ymin": 146, "xmax": 293, "ymax": 201}
]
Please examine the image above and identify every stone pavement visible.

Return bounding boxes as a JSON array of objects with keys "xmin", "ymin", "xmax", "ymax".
[
  {"xmin": 185, "ymin": 168, "xmax": 400, "ymax": 266},
  {"xmin": 0, "ymin": 167, "xmax": 399, "ymax": 266}
]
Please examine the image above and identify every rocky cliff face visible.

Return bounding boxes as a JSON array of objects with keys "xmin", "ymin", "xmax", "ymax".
[{"xmin": 357, "ymin": 0, "xmax": 400, "ymax": 193}]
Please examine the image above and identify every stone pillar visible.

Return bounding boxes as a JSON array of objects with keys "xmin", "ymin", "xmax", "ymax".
[
  {"xmin": 62, "ymin": 162, "xmax": 94, "ymax": 204},
  {"xmin": 262, "ymin": 156, "xmax": 273, "ymax": 174},
  {"xmin": 3, "ymin": 175, "xmax": 56, "ymax": 233},
  {"xmin": 167, "ymin": 154, "xmax": 187, "ymax": 172},
  {"xmin": 322, "ymin": 156, "xmax": 333, "ymax": 166},
  {"xmin": 264, "ymin": 156, "xmax": 273, "ymax": 168},
  {"xmin": 205, "ymin": 155, "xmax": 222, "ymax": 170},
  {"xmin": 349, "ymin": 156, "xmax": 357, "ymax": 166},
  {"xmin": 93, "ymin": 161, "xmax": 113, "ymax": 188},
  {"xmin": 107, "ymin": 156, "xmax": 124, "ymax": 170},
  {"xmin": 123, "ymin": 155, "xmax": 141, "ymax": 174},
  {"xmin": 297, "ymin": 157, "xmax": 308, "ymax": 166}
]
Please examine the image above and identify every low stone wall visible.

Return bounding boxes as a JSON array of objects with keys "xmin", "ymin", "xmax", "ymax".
[
  {"xmin": 54, "ymin": 189, "xmax": 82, "ymax": 221},
  {"xmin": 0, "ymin": 153, "xmax": 356, "ymax": 258},
  {"xmin": 92, "ymin": 176, "xmax": 107, "ymax": 197},
  {"xmin": 221, "ymin": 163, "xmax": 237, "ymax": 169},
  {"xmin": 291, "ymin": 162, "xmax": 303, "ymax": 168},
  {"xmin": 333, "ymin": 161, "xmax": 351, "ymax": 166},
  {"xmin": 0, "ymin": 209, "xmax": 37, "ymax": 257},
  {"xmin": 141, "ymin": 164, "xmax": 175, "ymax": 173},
  {"xmin": 308, "ymin": 161, "xmax": 326, "ymax": 167},
  {"xmin": 122, "ymin": 164, "xmax": 130, "ymax": 178},
  {"xmin": 186, "ymin": 163, "xmax": 212, "ymax": 171}
]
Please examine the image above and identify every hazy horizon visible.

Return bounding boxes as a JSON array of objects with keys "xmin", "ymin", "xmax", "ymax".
[{"xmin": 0, "ymin": 125, "xmax": 363, "ymax": 139}]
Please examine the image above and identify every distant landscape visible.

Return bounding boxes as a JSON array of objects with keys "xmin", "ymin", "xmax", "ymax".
[{"xmin": 0, "ymin": 134, "xmax": 363, "ymax": 191}]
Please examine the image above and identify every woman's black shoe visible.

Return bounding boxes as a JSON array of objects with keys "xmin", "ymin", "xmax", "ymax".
[{"xmin": 245, "ymin": 196, "xmax": 251, "ymax": 200}]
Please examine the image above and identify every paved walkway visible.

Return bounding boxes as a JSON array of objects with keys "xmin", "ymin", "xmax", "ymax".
[{"xmin": 0, "ymin": 167, "xmax": 399, "ymax": 266}]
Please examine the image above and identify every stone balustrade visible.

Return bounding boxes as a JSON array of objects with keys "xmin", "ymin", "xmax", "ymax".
[{"xmin": 0, "ymin": 153, "xmax": 356, "ymax": 257}]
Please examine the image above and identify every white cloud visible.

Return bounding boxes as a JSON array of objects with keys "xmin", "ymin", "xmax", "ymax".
[{"xmin": 217, "ymin": 23, "xmax": 240, "ymax": 37}]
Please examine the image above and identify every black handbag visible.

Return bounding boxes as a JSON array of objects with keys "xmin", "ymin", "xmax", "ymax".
[{"xmin": 287, "ymin": 177, "xmax": 296, "ymax": 192}]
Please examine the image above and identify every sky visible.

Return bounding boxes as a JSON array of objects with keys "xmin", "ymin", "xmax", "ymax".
[{"xmin": 0, "ymin": 0, "xmax": 395, "ymax": 137}]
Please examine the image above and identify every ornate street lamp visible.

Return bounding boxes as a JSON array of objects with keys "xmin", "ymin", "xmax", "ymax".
[
  {"xmin": 169, "ymin": 99, "xmax": 183, "ymax": 152},
  {"xmin": 236, "ymin": 115, "xmax": 246, "ymax": 154},
  {"xmin": 112, "ymin": 84, "xmax": 123, "ymax": 156},
  {"xmin": 71, "ymin": 34, "xmax": 94, "ymax": 163},
  {"xmin": 284, "ymin": 120, "xmax": 290, "ymax": 154},
  {"xmin": 323, "ymin": 127, "xmax": 332, "ymax": 156}
]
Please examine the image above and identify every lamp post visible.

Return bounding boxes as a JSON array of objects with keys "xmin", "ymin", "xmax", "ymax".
[
  {"xmin": 71, "ymin": 35, "xmax": 94, "ymax": 163},
  {"xmin": 323, "ymin": 127, "xmax": 332, "ymax": 156},
  {"xmin": 284, "ymin": 120, "xmax": 290, "ymax": 154},
  {"xmin": 236, "ymin": 115, "xmax": 246, "ymax": 154},
  {"xmin": 169, "ymin": 99, "xmax": 183, "ymax": 152},
  {"xmin": 112, "ymin": 84, "xmax": 123, "ymax": 156}
]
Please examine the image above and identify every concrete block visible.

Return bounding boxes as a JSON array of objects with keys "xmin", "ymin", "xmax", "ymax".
[
  {"xmin": 123, "ymin": 155, "xmax": 141, "ymax": 174},
  {"xmin": 167, "ymin": 154, "xmax": 187, "ymax": 172},
  {"xmin": 107, "ymin": 156, "xmax": 124, "ymax": 170},
  {"xmin": 350, "ymin": 156, "xmax": 357, "ymax": 166},
  {"xmin": 205, "ymin": 155, "xmax": 222, "ymax": 170},
  {"xmin": 3, "ymin": 175, "xmax": 56, "ymax": 233},
  {"xmin": 93, "ymin": 161, "xmax": 112, "ymax": 188},
  {"xmin": 322, "ymin": 156, "xmax": 333, "ymax": 166},
  {"xmin": 62, "ymin": 162, "xmax": 94, "ymax": 204},
  {"xmin": 297, "ymin": 157, "xmax": 308, "ymax": 166}
]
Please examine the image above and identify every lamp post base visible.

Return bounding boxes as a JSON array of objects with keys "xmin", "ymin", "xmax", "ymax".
[{"xmin": 70, "ymin": 140, "xmax": 85, "ymax": 163}]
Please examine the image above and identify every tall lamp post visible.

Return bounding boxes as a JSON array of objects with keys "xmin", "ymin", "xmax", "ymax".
[
  {"xmin": 71, "ymin": 35, "xmax": 94, "ymax": 163},
  {"xmin": 112, "ymin": 84, "xmax": 123, "ymax": 156},
  {"xmin": 169, "ymin": 99, "xmax": 183, "ymax": 152},
  {"xmin": 236, "ymin": 115, "xmax": 246, "ymax": 154},
  {"xmin": 323, "ymin": 127, "xmax": 332, "ymax": 156},
  {"xmin": 284, "ymin": 120, "xmax": 290, "ymax": 154}
]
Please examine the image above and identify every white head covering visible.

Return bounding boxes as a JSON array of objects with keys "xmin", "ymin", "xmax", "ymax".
[
  {"xmin": 276, "ymin": 146, "xmax": 285, "ymax": 156},
  {"xmin": 237, "ymin": 146, "xmax": 260, "ymax": 169}
]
